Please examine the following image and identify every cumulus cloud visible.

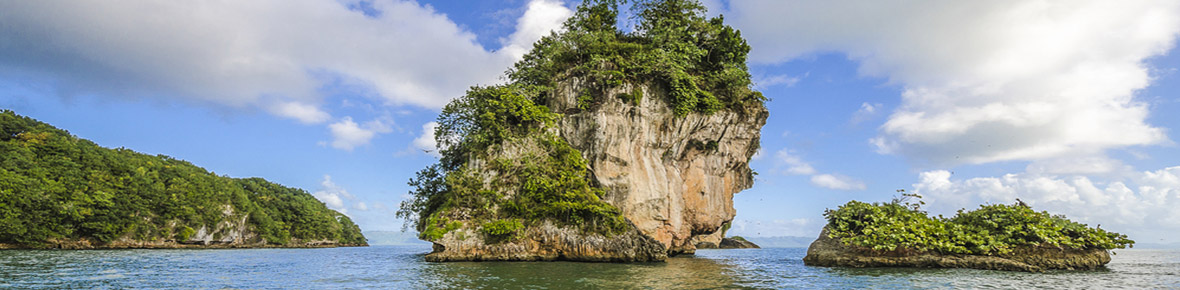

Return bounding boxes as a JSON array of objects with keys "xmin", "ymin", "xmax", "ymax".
[
  {"xmin": 754, "ymin": 73, "xmax": 802, "ymax": 88},
  {"xmin": 810, "ymin": 174, "xmax": 867, "ymax": 191},
  {"xmin": 328, "ymin": 116, "xmax": 394, "ymax": 151},
  {"xmin": 775, "ymin": 149, "xmax": 865, "ymax": 191},
  {"xmin": 312, "ymin": 175, "xmax": 375, "ymax": 215},
  {"xmin": 0, "ymin": 0, "xmax": 571, "ymax": 121},
  {"xmin": 269, "ymin": 101, "xmax": 332, "ymax": 124},
  {"xmin": 728, "ymin": 0, "xmax": 1180, "ymax": 166},
  {"xmin": 913, "ymin": 166, "xmax": 1180, "ymax": 242},
  {"xmin": 850, "ymin": 102, "xmax": 883, "ymax": 125},
  {"xmin": 411, "ymin": 121, "xmax": 442, "ymax": 157},
  {"xmin": 776, "ymin": 150, "xmax": 816, "ymax": 175},
  {"xmin": 498, "ymin": 0, "xmax": 574, "ymax": 61},
  {"xmin": 313, "ymin": 175, "xmax": 355, "ymax": 213}
]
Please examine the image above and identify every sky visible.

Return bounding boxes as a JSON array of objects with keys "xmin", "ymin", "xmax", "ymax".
[{"xmin": 3, "ymin": 0, "xmax": 1180, "ymax": 244}]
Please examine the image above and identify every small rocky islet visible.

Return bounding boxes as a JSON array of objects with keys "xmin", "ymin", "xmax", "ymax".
[
  {"xmin": 802, "ymin": 199, "xmax": 1133, "ymax": 272},
  {"xmin": 397, "ymin": 0, "xmax": 767, "ymax": 262}
]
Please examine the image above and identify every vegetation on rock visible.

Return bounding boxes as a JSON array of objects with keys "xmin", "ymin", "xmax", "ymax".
[
  {"xmin": 398, "ymin": 0, "xmax": 762, "ymax": 243},
  {"xmin": 823, "ymin": 193, "xmax": 1133, "ymax": 256},
  {"xmin": 0, "ymin": 110, "xmax": 366, "ymax": 247},
  {"xmin": 507, "ymin": 0, "xmax": 765, "ymax": 115},
  {"xmin": 397, "ymin": 85, "xmax": 627, "ymax": 241}
]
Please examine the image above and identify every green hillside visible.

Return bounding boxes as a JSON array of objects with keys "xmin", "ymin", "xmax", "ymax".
[{"xmin": 0, "ymin": 110, "xmax": 365, "ymax": 247}]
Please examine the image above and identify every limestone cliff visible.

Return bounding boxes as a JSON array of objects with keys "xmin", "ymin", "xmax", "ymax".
[
  {"xmin": 803, "ymin": 228, "xmax": 1112, "ymax": 272},
  {"xmin": 552, "ymin": 81, "xmax": 766, "ymax": 254},
  {"xmin": 416, "ymin": 79, "xmax": 764, "ymax": 260},
  {"xmin": 401, "ymin": 0, "xmax": 767, "ymax": 262}
]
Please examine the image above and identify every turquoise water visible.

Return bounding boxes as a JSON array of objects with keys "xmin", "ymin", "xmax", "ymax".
[{"xmin": 1, "ymin": 246, "xmax": 1177, "ymax": 289}]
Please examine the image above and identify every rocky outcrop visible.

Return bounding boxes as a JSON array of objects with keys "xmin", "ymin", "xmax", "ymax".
[
  {"xmin": 719, "ymin": 237, "xmax": 760, "ymax": 249},
  {"xmin": 426, "ymin": 221, "xmax": 666, "ymax": 262},
  {"xmin": 423, "ymin": 79, "xmax": 765, "ymax": 261},
  {"xmin": 802, "ymin": 228, "xmax": 1111, "ymax": 272},
  {"xmin": 552, "ymin": 80, "xmax": 767, "ymax": 255},
  {"xmin": 696, "ymin": 237, "xmax": 760, "ymax": 249}
]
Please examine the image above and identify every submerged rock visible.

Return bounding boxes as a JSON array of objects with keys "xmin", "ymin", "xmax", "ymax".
[{"xmin": 802, "ymin": 228, "xmax": 1111, "ymax": 272}]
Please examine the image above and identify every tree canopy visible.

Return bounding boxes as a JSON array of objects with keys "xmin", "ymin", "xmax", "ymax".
[
  {"xmin": 0, "ymin": 110, "xmax": 365, "ymax": 247},
  {"xmin": 508, "ymin": 0, "xmax": 765, "ymax": 115}
]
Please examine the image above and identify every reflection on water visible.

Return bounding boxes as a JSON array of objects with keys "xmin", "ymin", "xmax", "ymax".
[
  {"xmin": 415, "ymin": 254, "xmax": 739, "ymax": 289},
  {"xmin": 1, "ymin": 246, "xmax": 1177, "ymax": 289}
]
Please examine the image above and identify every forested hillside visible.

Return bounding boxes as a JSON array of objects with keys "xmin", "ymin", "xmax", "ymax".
[{"xmin": 0, "ymin": 110, "xmax": 365, "ymax": 248}]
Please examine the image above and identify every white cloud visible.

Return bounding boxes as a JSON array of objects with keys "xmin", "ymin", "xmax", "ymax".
[
  {"xmin": 754, "ymin": 73, "xmax": 801, "ymax": 88},
  {"xmin": 776, "ymin": 149, "xmax": 816, "ymax": 175},
  {"xmin": 411, "ymin": 121, "xmax": 442, "ymax": 157},
  {"xmin": 312, "ymin": 175, "xmax": 375, "ymax": 215},
  {"xmin": 328, "ymin": 116, "xmax": 394, "ymax": 151},
  {"xmin": 913, "ymin": 166, "xmax": 1180, "ymax": 243},
  {"xmin": 269, "ymin": 101, "xmax": 332, "ymax": 124},
  {"xmin": 728, "ymin": 0, "xmax": 1180, "ymax": 166},
  {"xmin": 810, "ymin": 174, "xmax": 867, "ymax": 191},
  {"xmin": 0, "ymin": 0, "xmax": 570, "ymax": 122},
  {"xmin": 850, "ymin": 102, "xmax": 883, "ymax": 125},
  {"xmin": 313, "ymin": 175, "xmax": 355, "ymax": 213},
  {"xmin": 498, "ymin": 0, "xmax": 574, "ymax": 62},
  {"xmin": 775, "ymin": 149, "xmax": 866, "ymax": 191}
]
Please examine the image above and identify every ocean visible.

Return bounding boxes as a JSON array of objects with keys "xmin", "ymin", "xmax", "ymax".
[{"xmin": 1, "ymin": 246, "xmax": 1177, "ymax": 289}]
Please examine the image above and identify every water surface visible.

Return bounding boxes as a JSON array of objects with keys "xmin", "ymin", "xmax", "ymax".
[{"xmin": 1, "ymin": 246, "xmax": 1176, "ymax": 289}]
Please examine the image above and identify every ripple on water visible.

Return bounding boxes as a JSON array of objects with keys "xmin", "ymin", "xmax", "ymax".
[{"xmin": 0, "ymin": 246, "xmax": 1177, "ymax": 289}]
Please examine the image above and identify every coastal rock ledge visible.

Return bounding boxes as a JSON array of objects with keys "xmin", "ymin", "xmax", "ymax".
[
  {"xmin": 426, "ymin": 222, "xmax": 666, "ymax": 262},
  {"xmin": 802, "ymin": 228, "xmax": 1111, "ymax": 272}
]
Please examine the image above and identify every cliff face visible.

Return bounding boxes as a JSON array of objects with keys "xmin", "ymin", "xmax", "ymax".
[
  {"xmin": 407, "ymin": 0, "xmax": 766, "ymax": 261},
  {"xmin": 420, "ymin": 80, "xmax": 765, "ymax": 260},
  {"xmin": 552, "ymin": 80, "xmax": 767, "ymax": 255},
  {"xmin": 803, "ymin": 228, "xmax": 1112, "ymax": 272}
]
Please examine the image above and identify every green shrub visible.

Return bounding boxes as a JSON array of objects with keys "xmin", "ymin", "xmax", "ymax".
[
  {"xmin": 824, "ymin": 200, "xmax": 1134, "ymax": 255},
  {"xmin": 481, "ymin": 219, "xmax": 524, "ymax": 238},
  {"xmin": 178, "ymin": 226, "xmax": 196, "ymax": 241}
]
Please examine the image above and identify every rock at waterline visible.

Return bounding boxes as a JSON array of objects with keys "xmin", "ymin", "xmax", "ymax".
[{"xmin": 802, "ymin": 228, "xmax": 1112, "ymax": 272}]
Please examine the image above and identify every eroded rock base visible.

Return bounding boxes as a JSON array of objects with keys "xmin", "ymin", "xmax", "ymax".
[
  {"xmin": 802, "ymin": 229, "xmax": 1111, "ymax": 272},
  {"xmin": 426, "ymin": 222, "xmax": 667, "ymax": 262}
]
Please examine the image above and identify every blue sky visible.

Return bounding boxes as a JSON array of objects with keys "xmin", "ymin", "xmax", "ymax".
[{"xmin": 3, "ymin": 0, "xmax": 1180, "ymax": 243}]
